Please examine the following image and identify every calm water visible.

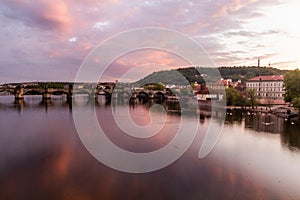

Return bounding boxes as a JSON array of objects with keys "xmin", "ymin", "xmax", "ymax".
[{"xmin": 0, "ymin": 96, "xmax": 300, "ymax": 200}]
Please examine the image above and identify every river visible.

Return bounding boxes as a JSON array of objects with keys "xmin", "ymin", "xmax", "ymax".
[{"xmin": 0, "ymin": 95, "xmax": 300, "ymax": 200}]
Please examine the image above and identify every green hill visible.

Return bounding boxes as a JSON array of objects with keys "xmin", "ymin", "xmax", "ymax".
[{"xmin": 135, "ymin": 66, "xmax": 288, "ymax": 86}]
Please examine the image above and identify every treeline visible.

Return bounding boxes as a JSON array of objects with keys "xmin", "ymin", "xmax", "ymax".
[
  {"xmin": 284, "ymin": 69, "xmax": 300, "ymax": 109},
  {"xmin": 136, "ymin": 70, "xmax": 197, "ymax": 86},
  {"xmin": 136, "ymin": 66, "xmax": 288, "ymax": 86},
  {"xmin": 218, "ymin": 66, "xmax": 287, "ymax": 82}
]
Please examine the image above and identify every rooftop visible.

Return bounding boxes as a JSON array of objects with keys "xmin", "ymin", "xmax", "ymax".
[{"xmin": 247, "ymin": 75, "xmax": 284, "ymax": 82}]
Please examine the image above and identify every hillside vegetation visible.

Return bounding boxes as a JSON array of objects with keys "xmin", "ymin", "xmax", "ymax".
[{"xmin": 135, "ymin": 66, "xmax": 288, "ymax": 86}]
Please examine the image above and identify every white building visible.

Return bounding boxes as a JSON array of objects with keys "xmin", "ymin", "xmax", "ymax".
[{"xmin": 246, "ymin": 75, "xmax": 285, "ymax": 99}]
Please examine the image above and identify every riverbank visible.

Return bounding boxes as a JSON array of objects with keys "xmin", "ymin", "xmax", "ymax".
[{"xmin": 224, "ymin": 105, "xmax": 299, "ymax": 119}]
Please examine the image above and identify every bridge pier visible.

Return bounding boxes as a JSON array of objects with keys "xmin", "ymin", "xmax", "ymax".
[
  {"xmin": 15, "ymin": 93, "xmax": 24, "ymax": 100},
  {"xmin": 15, "ymin": 87, "xmax": 24, "ymax": 100},
  {"xmin": 131, "ymin": 93, "xmax": 137, "ymax": 99},
  {"xmin": 42, "ymin": 93, "xmax": 51, "ymax": 100},
  {"xmin": 149, "ymin": 93, "xmax": 154, "ymax": 99},
  {"xmin": 67, "ymin": 93, "xmax": 72, "ymax": 101}
]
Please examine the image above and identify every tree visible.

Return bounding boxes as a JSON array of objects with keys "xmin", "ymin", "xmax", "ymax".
[
  {"xmin": 136, "ymin": 66, "xmax": 287, "ymax": 86},
  {"xmin": 144, "ymin": 83, "xmax": 164, "ymax": 91},
  {"xmin": 225, "ymin": 88, "xmax": 235, "ymax": 106},
  {"xmin": 284, "ymin": 69, "xmax": 300, "ymax": 102},
  {"xmin": 292, "ymin": 97, "xmax": 300, "ymax": 110},
  {"xmin": 246, "ymin": 89, "xmax": 258, "ymax": 109},
  {"xmin": 225, "ymin": 87, "xmax": 245, "ymax": 106},
  {"xmin": 235, "ymin": 92, "xmax": 246, "ymax": 106}
]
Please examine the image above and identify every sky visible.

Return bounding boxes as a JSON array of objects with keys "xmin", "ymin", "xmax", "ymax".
[{"xmin": 1, "ymin": 0, "xmax": 300, "ymax": 83}]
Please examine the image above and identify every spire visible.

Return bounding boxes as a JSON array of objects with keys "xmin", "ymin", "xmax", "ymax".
[
  {"xmin": 269, "ymin": 61, "xmax": 271, "ymax": 68},
  {"xmin": 258, "ymin": 57, "xmax": 260, "ymax": 67}
]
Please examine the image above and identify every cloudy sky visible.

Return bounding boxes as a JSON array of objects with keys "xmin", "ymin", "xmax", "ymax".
[{"xmin": 1, "ymin": 0, "xmax": 300, "ymax": 83}]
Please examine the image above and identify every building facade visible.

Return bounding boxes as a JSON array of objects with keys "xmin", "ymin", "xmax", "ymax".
[{"xmin": 246, "ymin": 75, "xmax": 284, "ymax": 99}]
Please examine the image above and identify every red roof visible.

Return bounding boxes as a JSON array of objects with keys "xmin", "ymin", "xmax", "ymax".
[
  {"xmin": 214, "ymin": 79, "xmax": 232, "ymax": 85},
  {"xmin": 247, "ymin": 75, "xmax": 284, "ymax": 82}
]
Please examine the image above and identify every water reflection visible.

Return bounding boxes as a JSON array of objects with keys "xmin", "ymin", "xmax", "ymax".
[
  {"xmin": 2, "ymin": 96, "xmax": 299, "ymax": 152},
  {"xmin": 223, "ymin": 109, "xmax": 300, "ymax": 150},
  {"xmin": 224, "ymin": 109, "xmax": 243, "ymax": 125},
  {"xmin": 281, "ymin": 120, "xmax": 300, "ymax": 151},
  {"xmin": 244, "ymin": 113, "xmax": 284, "ymax": 134},
  {"xmin": 1, "ymin": 96, "xmax": 300, "ymax": 199}
]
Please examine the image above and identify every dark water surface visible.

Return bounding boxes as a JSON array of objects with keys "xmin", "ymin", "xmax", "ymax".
[{"xmin": 1, "ymin": 96, "xmax": 300, "ymax": 200}]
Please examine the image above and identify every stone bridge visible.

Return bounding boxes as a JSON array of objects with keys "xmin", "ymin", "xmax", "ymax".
[
  {"xmin": 0, "ymin": 83, "xmax": 169, "ymax": 101},
  {"xmin": 130, "ymin": 89, "xmax": 167, "ymax": 101},
  {"xmin": 0, "ymin": 83, "xmax": 115, "ymax": 100}
]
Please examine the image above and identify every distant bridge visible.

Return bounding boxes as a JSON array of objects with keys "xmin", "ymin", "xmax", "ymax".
[
  {"xmin": 0, "ymin": 83, "xmax": 115, "ymax": 100},
  {"xmin": 0, "ymin": 83, "xmax": 170, "ymax": 102}
]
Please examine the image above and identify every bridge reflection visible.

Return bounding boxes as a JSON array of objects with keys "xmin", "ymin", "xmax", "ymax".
[
  {"xmin": 1, "ymin": 95, "xmax": 299, "ymax": 151},
  {"xmin": 0, "ymin": 82, "xmax": 172, "ymax": 102}
]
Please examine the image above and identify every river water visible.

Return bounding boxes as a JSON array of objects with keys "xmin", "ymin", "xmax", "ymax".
[{"xmin": 0, "ymin": 96, "xmax": 300, "ymax": 200}]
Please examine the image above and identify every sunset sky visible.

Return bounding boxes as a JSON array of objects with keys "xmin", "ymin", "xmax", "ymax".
[{"xmin": 1, "ymin": 0, "xmax": 300, "ymax": 83}]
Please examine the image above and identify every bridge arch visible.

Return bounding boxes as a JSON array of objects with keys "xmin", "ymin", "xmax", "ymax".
[
  {"xmin": 24, "ymin": 89, "xmax": 43, "ymax": 95},
  {"xmin": 153, "ymin": 91, "xmax": 165, "ymax": 101},
  {"xmin": 104, "ymin": 85, "xmax": 113, "ymax": 90},
  {"xmin": 50, "ymin": 90, "xmax": 69, "ymax": 96},
  {"xmin": 49, "ymin": 90, "xmax": 70, "ymax": 100},
  {"xmin": 96, "ymin": 90, "xmax": 112, "ymax": 99},
  {"xmin": 137, "ymin": 91, "xmax": 149, "ymax": 103},
  {"xmin": 72, "ymin": 89, "xmax": 92, "ymax": 95},
  {"xmin": 71, "ymin": 89, "xmax": 94, "ymax": 100},
  {"xmin": 0, "ymin": 89, "xmax": 14, "ymax": 95},
  {"xmin": 113, "ymin": 91, "xmax": 130, "ymax": 100}
]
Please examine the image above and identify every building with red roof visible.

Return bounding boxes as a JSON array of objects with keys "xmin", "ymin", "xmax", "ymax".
[{"xmin": 246, "ymin": 75, "xmax": 285, "ymax": 101}]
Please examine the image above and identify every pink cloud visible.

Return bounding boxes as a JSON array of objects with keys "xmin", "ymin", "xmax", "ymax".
[
  {"xmin": 2, "ymin": 0, "xmax": 72, "ymax": 34},
  {"xmin": 0, "ymin": 0, "xmax": 294, "ymax": 83},
  {"xmin": 212, "ymin": 0, "xmax": 250, "ymax": 18}
]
